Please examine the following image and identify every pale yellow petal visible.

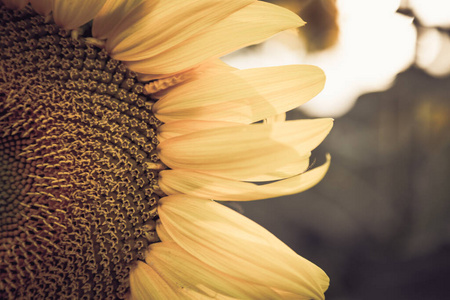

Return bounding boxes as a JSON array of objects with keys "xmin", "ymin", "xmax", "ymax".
[
  {"xmin": 265, "ymin": 112, "xmax": 287, "ymax": 124},
  {"xmin": 155, "ymin": 220, "xmax": 172, "ymax": 242},
  {"xmin": 245, "ymin": 155, "xmax": 311, "ymax": 181},
  {"xmin": 157, "ymin": 119, "xmax": 333, "ymax": 181},
  {"xmin": 52, "ymin": 0, "xmax": 107, "ymax": 30},
  {"xmin": 146, "ymin": 241, "xmax": 282, "ymax": 299},
  {"xmin": 273, "ymin": 289, "xmax": 313, "ymax": 300},
  {"xmin": 30, "ymin": 0, "xmax": 52, "ymax": 16},
  {"xmin": 158, "ymin": 120, "xmax": 240, "ymax": 143},
  {"xmin": 139, "ymin": 58, "xmax": 237, "ymax": 83},
  {"xmin": 181, "ymin": 288, "xmax": 236, "ymax": 300},
  {"xmin": 152, "ymin": 69, "xmax": 259, "ymax": 124},
  {"xmin": 92, "ymin": 0, "xmax": 149, "ymax": 40},
  {"xmin": 157, "ymin": 119, "xmax": 324, "ymax": 181},
  {"xmin": 129, "ymin": 261, "xmax": 181, "ymax": 300},
  {"xmin": 158, "ymin": 154, "xmax": 330, "ymax": 200},
  {"xmin": 2, "ymin": 0, "xmax": 28, "ymax": 9},
  {"xmin": 107, "ymin": 0, "xmax": 255, "ymax": 61},
  {"xmin": 158, "ymin": 195, "xmax": 329, "ymax": 299},
  {"xmin": 124, "ymin": 1, "xmax": 304, "ymax": 76},
  {"xmin": 154, "ymin": 65, "xmax": 325, "ymax": 124}
]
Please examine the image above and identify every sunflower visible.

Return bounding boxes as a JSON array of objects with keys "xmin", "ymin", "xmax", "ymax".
[{"xmin": 0, "ymin": 1, "xmax": 332, "ymax": 299}]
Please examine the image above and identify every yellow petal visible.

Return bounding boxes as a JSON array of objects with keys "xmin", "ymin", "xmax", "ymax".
[
  {"xmin": 245, "ymin": 161, "xmax": 310, "ymax": 181},
  {"xmin": 30, "ymin": 0, "xmax": 52, "ymax": 15},
  {"xmin": 158, "ymin": 195, "xmax": 329, "ymax": 299},
  {"xmin": 2, "ymin": 0, "xmax": 28, "ymax": 9},
  {"xmin": 158, "ymin": 154, "xmax": 330, "ymax": 200},
  {"xmin": 179, "ymin": 288, "xmax": 234, "ymax": 300},
  {"xmin": 273, "ymin": 289, "xmax": 314, "ymax": 300},
  {"xmin": 264, "ymin": 112, "xmax": 287, "ymax": 124},
  {"xmin": 146, "ymin": 241, "xmax": 282, "ymax": 299},
  {"xmin": 245, "ymin": 155, "xmax": 311, "ymax": 181},
  {"xmin": 107, "ymin": 0, "xmax": 255, "ymax": 61},
  {"xmin": 123, "ymin": 1, "xmax": 304, "ymax": 77},
  {"xmin": 155, "ymin": 220, "xmax": 172, "ymax": 242},
  {"xmin": 129, "ymin": 261, "xmax": 180, "ymax": 300},
  {"xmin": 139, "ymin": 58, "xmax": 237, "ymax": 83},
  {"xmin": 158, "ymin": 120, "xmax": 240, "ymax": 143},
  {"xmin": 154, "ymin": 65, "xmax": 325, "ymax": 124},
  {"xmin": 53, "ymin": 0, "xmax": 107, "ymax": 30},
  {"xmin": 92, "ymin": 0, "xmax": 153, "ymax": 40},
  {"xmin": 157, "ymin": 119, "xmax": 333, "ymax": 181},
  {"xmin": 152, "ymin": 69, "xmax": 261, "ymax": 124}
]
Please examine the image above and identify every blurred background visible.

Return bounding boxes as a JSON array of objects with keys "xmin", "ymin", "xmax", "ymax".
[{"xmin": 222, "ymin": 1, "xmax": 450, "ymax": 299}]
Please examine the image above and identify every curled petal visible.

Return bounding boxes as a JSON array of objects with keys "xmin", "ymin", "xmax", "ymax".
[
  {"xmin": 158, "ymin": 154, "xmax": 331, "ymax": 200},
  {"xmin": 52, "ymin": 0, "xmax": 107, "ymax": 30},
  {"xmin": 157, "ymin": 119, "xmax": 333, "ymax": 181},
  {"xmin": 246, "ymin": 155, "xmax": 312, "ymax": 182},
  {"xmin": 154, "ymin": 65, "xmax": 325, "ymax": 124},
  {"xmin": 158, "ymin": 195, "xmax": 329, "ymax": 299}
]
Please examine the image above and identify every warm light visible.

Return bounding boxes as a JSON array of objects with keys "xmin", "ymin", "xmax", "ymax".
[
  {"xmin": 409, "ymin": 0, "xmax": 450, "ymax": 28},
  {"xmin": 416, "ymin": 28, "xmax": 450, "ymax": 77},
  {"xmin": 301, "ymin": 0, "xmax": 416, "ymax": 117},
  {"xmin": 222, "ymin": 0, "xmax": 417, "ymax": 117}
]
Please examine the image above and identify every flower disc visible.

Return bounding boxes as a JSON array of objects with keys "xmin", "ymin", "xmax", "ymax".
[{"xmin": 0, "ymin": 5, "xmax": 164, "ymax": 299}]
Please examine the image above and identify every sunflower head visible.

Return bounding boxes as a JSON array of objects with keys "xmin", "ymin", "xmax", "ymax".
[
  {"xmin": 0, "ymin": 5, "xmax": 163, "ymax": 299},
  {"xmin": 1, "ymin": 1, "xmax": 332, "ymax": 299}
]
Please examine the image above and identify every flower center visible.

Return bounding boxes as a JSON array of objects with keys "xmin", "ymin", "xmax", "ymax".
[{"xmin": 0, "ymin": 5, "xmax": 165, "ymax": 299}]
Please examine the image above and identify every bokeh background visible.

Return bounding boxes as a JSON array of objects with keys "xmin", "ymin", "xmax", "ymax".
[{"xmin": 222, "ymin": 1, "xmax": 450, "ymax": 299}]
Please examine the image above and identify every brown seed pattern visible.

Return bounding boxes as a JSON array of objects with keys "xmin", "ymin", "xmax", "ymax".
[{"xmin": 0, "ymin": 5, "xmax": 164, "ymax": 299}]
